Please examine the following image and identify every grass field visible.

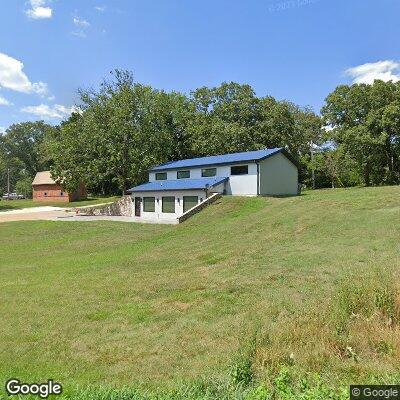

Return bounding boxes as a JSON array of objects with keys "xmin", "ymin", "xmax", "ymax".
[
  {"xmin": 0, "ymin": 196, "xmax": 119, "ymax": 212},
  {"xmin": 0, "ymin": 187, "xmax": 399, "ymax": 399}
]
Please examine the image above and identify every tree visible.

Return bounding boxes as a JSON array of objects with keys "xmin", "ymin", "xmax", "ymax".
[
  {"xmin": 188, "ymin": 82, "xmax": 321, "ymax": 163},
  {"xmin": 322, "ymin": 80, "xmax": 400, "ymax": 186},
  {"xmin": 0, "ymin": 121, "xmax": 56, "ymax": 177},
  {"xmin": 16, "ymin": 176, "xmax": 33, "ymax": 198},
  {"xmin": 188, "ymin": 82, "xmax": 260, "ymax": 155},
  {"xmin": 51, "ymin": 70, "xmax": 195, "ymax": 195}
]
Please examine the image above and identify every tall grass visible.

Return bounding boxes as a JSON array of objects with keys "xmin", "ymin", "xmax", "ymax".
[
  {"xmin": 253, "ymin": 268, "xmax": 400, "ymax": 386},
  {"xmin": 60, "ymin": 371, "xmax": 348, "ymax": 400}
]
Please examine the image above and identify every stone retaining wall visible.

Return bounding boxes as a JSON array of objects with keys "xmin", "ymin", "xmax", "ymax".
[{"xmin": 77, "ymin": 196, "xmax": 132, "ymax": 217}]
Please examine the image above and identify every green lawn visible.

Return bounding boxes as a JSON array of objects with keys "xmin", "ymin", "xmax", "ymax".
[
  {"xmin": 0, "ymin": 196, "xmax": 119, "ymax": 212},
  {"xmin": 0, "ymin": 186, "xmax": 399, "ymax": 398}
]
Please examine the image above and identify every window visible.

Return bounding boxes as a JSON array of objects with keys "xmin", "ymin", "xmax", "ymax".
[
  {"xmin": 231, "ymin": 165, "xmax": 248, "ymax": 175},
  {"xmin": 162, "ymin": 196, "xmax": 175, "ymax": 213},
  {"xmin": 44, "ymin": 192, "xmax": 47, "ymax": 196},
  {"xmin": 143, "ymin": 197, "xmax": 155, "ymax": 212},
  {"xmin": 155, "ymin": 172, "xmax": 167, "ymax": 180},
  {"xmin": 201, "ymin": 168, "xmax": 216, "ymax": 177},
  {"xmin": 177, "ymin": 170, "xmax": 190, "ymax": 179},
  {"xmin": 60, "ymin": 191, "xmax": 64, "ymax": 196},
  {"xmin": 183, "ymin": 196, "xmax": 198, "ymax": 213}
]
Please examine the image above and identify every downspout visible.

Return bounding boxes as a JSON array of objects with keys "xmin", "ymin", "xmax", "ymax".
[{"xmin": 256, "ymin": 162, "xmax": 260, "ymax": 196}]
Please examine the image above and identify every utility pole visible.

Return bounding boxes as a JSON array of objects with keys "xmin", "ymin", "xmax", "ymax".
[
  {"xmin": 7, "ymin": 167, "xmax": 10, "ymax": 194},
  {"xmin": 310, "ymin": 141, "xmax": 315, "ymax": 190}
]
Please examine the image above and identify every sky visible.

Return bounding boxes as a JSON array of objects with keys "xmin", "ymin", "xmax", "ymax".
[{"xmin": 0, "ymin": 0, "xmax": 400, "ymax": 132}]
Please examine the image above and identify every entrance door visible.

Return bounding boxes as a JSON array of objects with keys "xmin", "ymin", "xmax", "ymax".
[
  {"xmin": 183, "ymin": 196, "xmax": 198, "ymax": 213},
  {"xmin": 134, "ymin": 197, "xmax": 141, "ymax": 217}
]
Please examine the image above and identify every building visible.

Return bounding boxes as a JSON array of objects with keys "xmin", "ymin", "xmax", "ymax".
[
  {"xmin": 127, "ymin": 147, "xmax": 299, "ymax": 223},
  {"xmin": 32, "ymin": 171, "xmax": 87, "ymax": 202}
]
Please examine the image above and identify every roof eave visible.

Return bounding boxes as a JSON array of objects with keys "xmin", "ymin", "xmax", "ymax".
[
  {"xmin": 127, "ymin": 177, "xmax": 229, "ymax": 193},
  {"xmin": 128, "ymin": 187, "xmax": 207, "ymax": 193}
]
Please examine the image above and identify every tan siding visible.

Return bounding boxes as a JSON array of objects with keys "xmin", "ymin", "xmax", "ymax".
[{"xmin": 259, "ymin": 152, "xmax": 298, "ymax": 196}]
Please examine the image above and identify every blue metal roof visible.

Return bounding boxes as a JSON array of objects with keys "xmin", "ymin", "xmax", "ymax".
[
  {"xmin": 127, "ymin": 177, "xmax": 229, "ymax": 192},
  {"xmin": 150, "ymin": 148, "xmax": 284, "ymax": 171}
]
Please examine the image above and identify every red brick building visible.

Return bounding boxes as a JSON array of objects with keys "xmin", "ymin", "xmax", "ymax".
[{"xmin": 32, "ymin": 171, "xmax": 87, "ymax": 202}]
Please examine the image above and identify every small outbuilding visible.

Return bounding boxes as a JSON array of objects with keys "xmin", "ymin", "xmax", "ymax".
[{"xmin": 32, "ymin": 171, "xmax": 86, "ymax": 202}]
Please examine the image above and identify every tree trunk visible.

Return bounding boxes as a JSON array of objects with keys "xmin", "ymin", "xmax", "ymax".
[
  {"xmin": 364, "ymin": 163, "xmax": 371, "ymax": 186},
  {"xmin": 121, "ymin": 176, "xmax": 127, "ymax": 196}
]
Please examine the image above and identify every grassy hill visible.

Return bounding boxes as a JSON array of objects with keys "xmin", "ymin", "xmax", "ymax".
[{"xmin": 0, "ymin": 186, "xmax": 399, "ymax": 399}]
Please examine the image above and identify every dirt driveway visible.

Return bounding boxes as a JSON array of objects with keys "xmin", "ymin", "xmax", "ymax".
[{"xmin": 0, "ymin": 207, "xmax": 71, "ymax": 223}]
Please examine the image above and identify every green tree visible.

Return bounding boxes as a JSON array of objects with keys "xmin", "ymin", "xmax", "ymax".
[
  {"xmin": 15, "ymin": 175, "xmax": 33, "ymax": 198},
  {"xmin": 0, "ymin": 121, "xmax": 55, "ymax": 177},
  {"xmin": 322, "ymin": 80, "xmax": 400, "ymax": 186},
  {"xmin": 188, "ymin": 82, "xmax": 260, "ymax": 155},
  {"xmin": 188, "ymin": 82, "xmax": 321, "ymax": 163},
  {"xmin": 51, "ymin": 70, "xmax": 195, "ymax": 194}
]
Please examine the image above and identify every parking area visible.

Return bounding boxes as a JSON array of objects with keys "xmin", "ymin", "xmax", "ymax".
[{"xmin": 0, "ymin": 207, "xmax": 70, "ymax": 223}]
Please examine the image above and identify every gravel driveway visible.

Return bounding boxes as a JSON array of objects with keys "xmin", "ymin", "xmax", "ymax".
[{"xmin": 0, "ymin": 206, "xmax": 71, "ymax": 223}]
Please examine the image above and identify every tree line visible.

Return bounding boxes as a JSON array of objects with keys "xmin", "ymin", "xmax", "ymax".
[{"xmin": 1, "ymin": 70, "xmax": 399, "ymax": 197}]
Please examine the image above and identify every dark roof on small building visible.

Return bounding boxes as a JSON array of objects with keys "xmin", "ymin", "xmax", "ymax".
[
  {"xmin": 128, "ymin": 177, "xmax": 229, "ymax": 193},
  {"xmin": 150, "ymin": 147, "xmax": 298, "ymax": 171}
]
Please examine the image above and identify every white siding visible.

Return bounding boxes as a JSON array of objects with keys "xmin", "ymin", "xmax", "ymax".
[
  {"xmin": 224, "ymin": 163, "xmax": 258, "ymax": 196},
  {"xmin": 149, "ymin": 162, "xmax": 258, "ymax": 196},
  {"xmin": 259, "ymin": 153, "xmax": 298, "ymax": 196},
  {"xmin": 132, "ymin": 189, "xmax": 207, "ymax": 223}
]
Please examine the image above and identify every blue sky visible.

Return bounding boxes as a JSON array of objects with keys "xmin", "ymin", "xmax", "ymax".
[{"xmin": 1, "ymin": 0, "xmax": 400, "ymax": 131}]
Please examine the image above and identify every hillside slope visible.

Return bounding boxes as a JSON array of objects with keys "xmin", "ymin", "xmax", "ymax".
[{"xmin": 0, "ymin": 186, "xmax": 399, "ymax": 396}]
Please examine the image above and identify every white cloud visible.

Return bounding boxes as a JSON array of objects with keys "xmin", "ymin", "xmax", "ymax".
[
  {"xmin": 73, "ymin": 17, "xmax": 90, "ymax": 28},
  {"xmin": 95, "ymin": 6, "xmax": 106, "ymax": 12},
  {"xmin": 71, "ymin": 16, "xmax": 90, "ymax": 38},
  {"xmin": 0, "ymin": 126, "xmax": 6, "ymax": 135},
  {"xmin": 21, "ymin": 104, "xmax": 79, "ymax": 120},
  {"xmin": 26, "ymin": 0, "xmax": 52, "ymax": 19},
  {"xmin": 0, "ymin": 95, "xmax": 12, "ymax": 106},
  {"xmin": 346, "ymin": 60, "xmax": 400, "ymax": 85},
  {"xmin": 0, "ymin": 52, "xmax": 48, "ymax": 96},
  {"xmin": 26, "ymin": 6, "xmax": 52, "ymax": 19}
]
